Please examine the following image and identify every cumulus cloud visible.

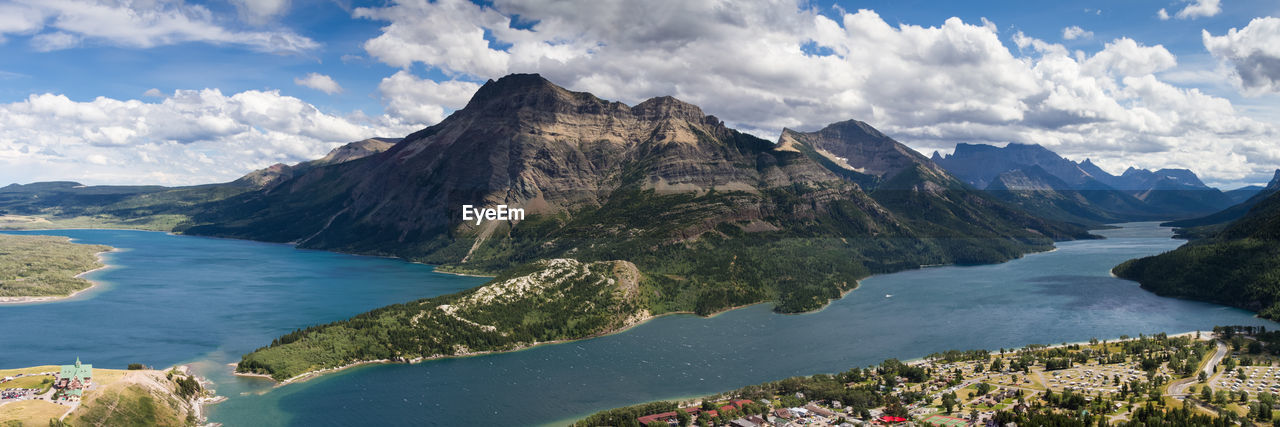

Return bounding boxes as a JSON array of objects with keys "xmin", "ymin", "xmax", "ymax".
[
  {"xmin": 1082, "ymin": 38, "xmax": 1177, "ymax": 77},
  {"xmin": 1204, "ymin": 17, "xmax": 1280, "ymax": 96},
  {"xmin": 142, "ymin": 88, "xmax": 165, "ymax": 98},
  {"xmin": 0, "ymin": 0, "xmax": 317, "ymax": 53},
  {"xmin": 1158, "ymin": 9, "xmax": 1170, "ymax": 20},
  {"xmin": 377, "ymin": 71, "xmax": 479, "ymax": 124},
  {"xmin": 346, "ymin": 0, "xmax": 1277, "ymax": 185},
  {"xmin": 1063, "ymin": 26, "xmax": 1093, "ymax": 40},
  {"xmin": 0, "ymin": 89, "xmax": 414, "ymax": 185},
  {"xmin": 294, "ymin": 73, "xmax": 344, "ymax": 94},
  {"xmin": 1172, "ymin": 0, "xmax": 1222, "ymax": 20}
]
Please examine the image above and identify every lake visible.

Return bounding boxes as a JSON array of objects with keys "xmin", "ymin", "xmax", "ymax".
[{"xmin": 1, "ymin": 223, "xmax": 1274, "ymax": 426}]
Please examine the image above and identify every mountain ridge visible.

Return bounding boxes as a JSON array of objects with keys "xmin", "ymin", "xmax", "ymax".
[{"xmin": 932, "ymin": 142, "xmax": 1233, "ymax": 222}]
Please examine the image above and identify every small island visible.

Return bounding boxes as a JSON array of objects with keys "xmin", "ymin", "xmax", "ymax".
[
  {"xmin": 0, "ymin": 359, "xmax": 215, "ymax": 426},
  {"xmin": 0, "ymin": 234, "xmax": 113, "ymax": 304}
]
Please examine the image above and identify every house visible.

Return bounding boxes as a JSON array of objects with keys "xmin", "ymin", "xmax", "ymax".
[{"xmin": 55, "ymin": 358, "xmax": 93, "ymax": 398}]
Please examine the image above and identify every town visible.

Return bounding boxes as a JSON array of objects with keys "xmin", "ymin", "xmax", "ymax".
[{"xmin": 577, "ymin": 327, "xmax": 1280, "ymax": 426}]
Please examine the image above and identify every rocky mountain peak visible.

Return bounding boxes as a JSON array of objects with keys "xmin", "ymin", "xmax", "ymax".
[
  {"xmin": 1267, "ymin": 170, "xmax": 1280, "ymax": 189},
  {"xmin": 631, "ymin": 96, "xmax": 712, "ymax": 125},
  {"xmin": 780, "ymin": 119, "xmax": 936, "ymax": 180},
  {"xmin": 462, "ymin": 73, "xmax": 600, "ymax": 114}
]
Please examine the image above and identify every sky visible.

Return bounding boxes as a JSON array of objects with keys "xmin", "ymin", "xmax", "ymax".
[{"xmin": 1, "ymin": 0, "xmax": 1279, "ymax": 189}]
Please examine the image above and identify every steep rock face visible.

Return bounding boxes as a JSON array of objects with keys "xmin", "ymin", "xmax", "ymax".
[
  {"xmin": 190, "ymin": 74, "xmax": 857, "ymax": 256},
  {"xmin": 780, "ymin": 120, "xmax": 937, "ymax": 182},
  {"xmin": 776, "ymin": 120, "xmax": 1092, "ymax": 247}
]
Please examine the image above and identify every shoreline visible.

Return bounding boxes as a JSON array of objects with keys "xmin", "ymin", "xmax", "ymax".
[
  {"xmin": 227, "ymin": 239, "xmax": 1079, "ymax": 388},
  {"xmin": 553, "ymin": 330, "xmax": 1214, "ymax": 426},
  {"xmin": 0, "ymin": 244, "xmax": 117, "ymax": 306}
]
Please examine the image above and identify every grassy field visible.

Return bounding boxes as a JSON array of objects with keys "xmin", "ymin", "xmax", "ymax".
[
  {"xmin": 0, "ymin": 366, "xmax": 199, "ymax": 427},
  {"xmin": 0, "ymin": 400, "xmax": 70, "ymax": 426},
  {"xmin": 1, "ymin": 375, "xmax": 53, "ymax": 391},
  {"xmin": 0, "ymin": 235, "xmax": 113, "ymax": 298}
]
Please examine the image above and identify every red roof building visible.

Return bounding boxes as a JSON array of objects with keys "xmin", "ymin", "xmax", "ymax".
[
  {"xmin": 636, "ymin": 411, "xmax": 678, "ymax": 425},
  {"xmin": 879, "ymin": 415, "xmax": 909, "ymax": 424}
]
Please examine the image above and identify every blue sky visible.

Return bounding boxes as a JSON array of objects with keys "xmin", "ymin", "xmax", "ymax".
[{"xmin": 1, "ymin": 0, "xmax": 1279, "ymax": 188}]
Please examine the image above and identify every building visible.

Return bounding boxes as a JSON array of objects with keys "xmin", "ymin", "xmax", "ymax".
[{"xmin": 55, "ymin": 358, "xmax": 93, "ymax": 398}]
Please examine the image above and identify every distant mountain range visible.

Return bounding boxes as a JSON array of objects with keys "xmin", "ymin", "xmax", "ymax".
[{"xmin": 932, "ymin": 143, "xmax": 1238, "ymax": 224}]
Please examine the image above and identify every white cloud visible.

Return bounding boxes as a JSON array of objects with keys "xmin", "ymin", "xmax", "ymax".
[
  {"xmin": 377, "ymin": 71, "xmax": 479, "ymax": 124},
  {"xmin": 1158, "ymin": 8, "xmax": 1171, "ymax": 20},
  {"xmin": 1083, "ymin": 38, "xmax": 1177, "ymax": 77},
  {"xmin": 294, "ymin": 73, "xmax": 344, "ymax": 95},
  {"xmin": 29, "ymin": 31, "xmax": 79, "ymax": 51},
  {"xmin": 0, "ymin": 0, "xmax": 317, "ymax": 53},
  {"xmin": 1173, "ymin": 0, "xmax": 1221, "ymax": 20},
  {"xmin": 349, "ymin": 0, "xmax": 1277, "ymax": 185},
  {"xmin": 1062, "ymin": 26, "xmax": 1093, "ymax": 40},
  {"xmin": 0, "ymin": 89, "xmax": 412, "ymax": 186},
  {"xmin": 230, "ymin": 0, "xmax": 291, "ymax": 25},
  {"xmin": 142, "ymin": 88, "xmax": 165, "ymax": 98},
  {"xmin": 1204, "ymin": 17, "xmax": 1280, "ymax": 96}
]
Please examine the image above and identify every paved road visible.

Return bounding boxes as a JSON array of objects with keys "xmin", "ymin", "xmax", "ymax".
[{"xmin": 1169, "ymin": 340, "xmax": 1228, "ymax": 398}]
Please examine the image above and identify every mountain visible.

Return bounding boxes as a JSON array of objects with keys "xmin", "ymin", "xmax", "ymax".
[
  {"xmin": 1114, "ymin": 167, "xmax": 1234, "ymax": 215},
  {"xmin": 1163, "ymin": 170, "xmax": 1280, "ymax": 232},
  {"xmin": 982, "ymin": 165, "xmax": 1126, "ymax": 225},
  {"xmin": 1114, "ymin": 185, "xmax": 1280, "ymax": 319},
  {"xmin": 234, "ymin": 137, "xmax": 398, "ymax": 189},
  {"xmin": 931, "ymin": 143, "xmax": 1098, "ymax": 189},
  {"xmin": 932, "ymin": 143, "xmax": 1233, "ymax": 221},
  {"xmin": 777, "ymin": 119, "xmax": 934, "ymax": 187},
  {"xmin": 199, "ymin": 74, "xmax": 1096, "ymax": 380},
  {"xmin": 931, "ymin": 144, "xmax": 1148, "ymax": 223},
  {"xmin": 186, "ymin": 75, "xmax": 1090, "ymax": 305},
  {"xmin": 0, "ymin": 138, "xmax": 397, "ymax": 230},
  {"xmin": 1226, "ymin": 185, "xmax": 1266, "ymax": 204}
]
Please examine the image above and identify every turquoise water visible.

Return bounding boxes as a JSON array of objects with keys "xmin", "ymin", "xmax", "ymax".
[{"xmin": 2, "ymin": 223, "xmax": 1275, "ymax": 426}]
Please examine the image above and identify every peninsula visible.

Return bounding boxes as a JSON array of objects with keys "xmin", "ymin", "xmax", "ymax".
[{"xmin": 0, "ymin": 234, "xmax": 113, "ymax": 304}]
